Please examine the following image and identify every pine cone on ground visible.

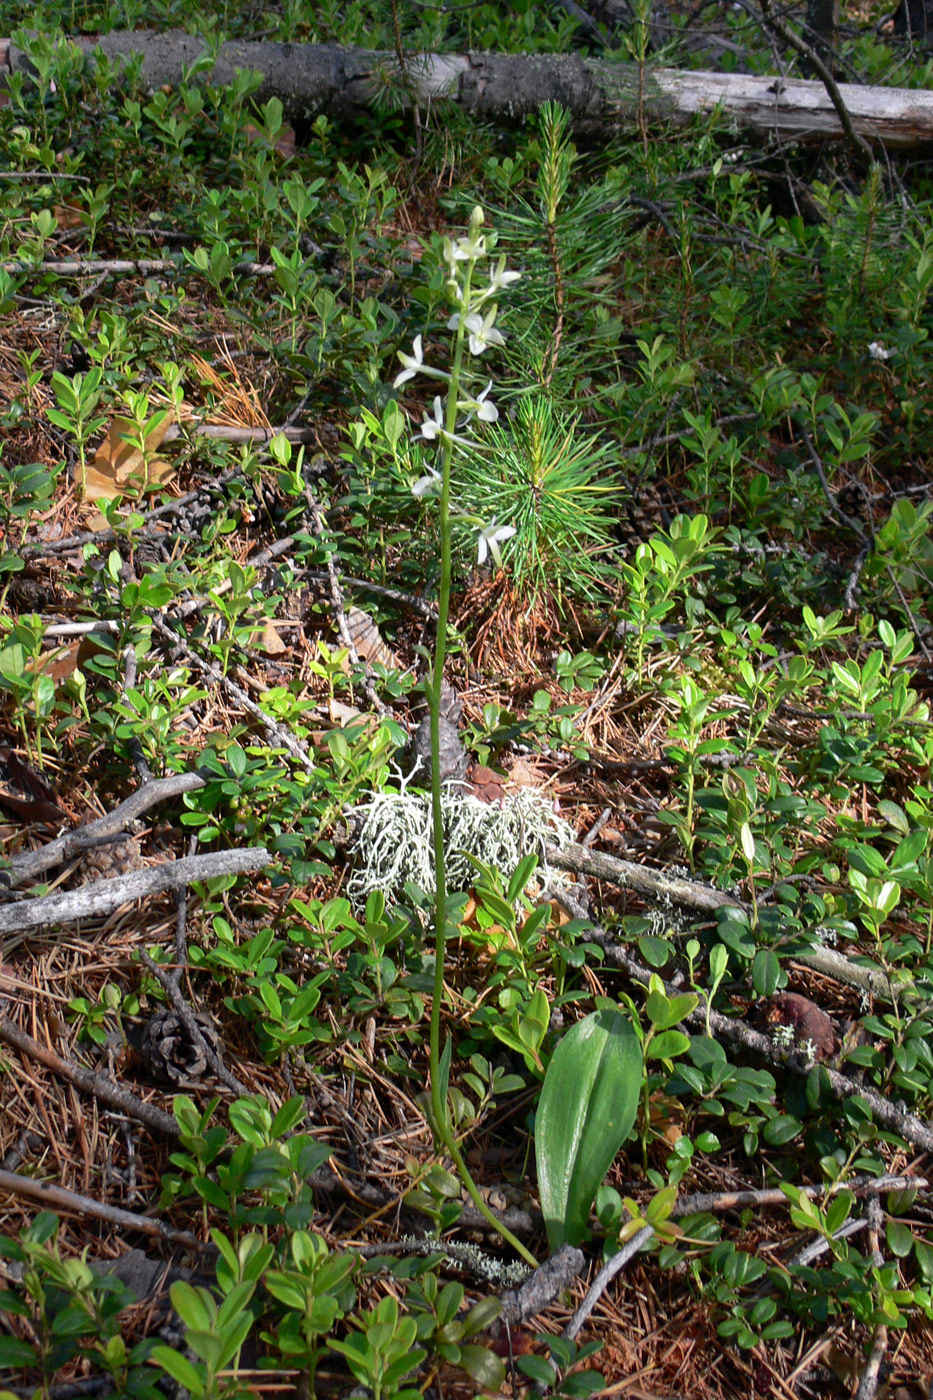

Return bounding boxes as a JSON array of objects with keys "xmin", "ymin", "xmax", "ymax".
[
  {"xmin": 137, "ymin": 1010, "xmax": 222, "ymax": 1084},
  {"xmin": 613, "ymin": 481, "xmax": 667, "ymax": 552},
  {"xmin": 755, "ymin": 992, "xmax": 839, "ymax": 1062},
  {"xmin": 75, "ymin": 810, "xmax": 143, "ymax": 883},
  {"xmin": 835, "ymin": 480, "xmax": 872, "ymax": 526},
  {"xmin": 78, "ymin": 833, "xmax": 143, "ymax": 883}
]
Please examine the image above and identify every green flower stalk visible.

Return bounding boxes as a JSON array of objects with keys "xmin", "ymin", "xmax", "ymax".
[{"xmin": 394, "ymin": 207, "xmax": 534, "ymax": 1267}]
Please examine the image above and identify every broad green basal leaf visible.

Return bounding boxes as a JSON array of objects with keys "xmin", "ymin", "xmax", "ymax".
[{"xmin": 536, "ymin": 1008, "xmax": 642, "ymax": 1249}]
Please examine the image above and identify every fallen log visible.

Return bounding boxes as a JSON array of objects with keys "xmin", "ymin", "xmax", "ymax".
[{"xmin": 8, "ymin": 29, "xmax": 933, "ymax": 151}]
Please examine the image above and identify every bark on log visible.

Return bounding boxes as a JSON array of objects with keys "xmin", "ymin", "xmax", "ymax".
[{"xmin": 8, "ymin": 30, "xmax": 933, "ymax": 151}]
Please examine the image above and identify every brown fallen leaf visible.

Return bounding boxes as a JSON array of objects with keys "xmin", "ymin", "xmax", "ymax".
[
  {"xmin": 27, "ymin": 639, "xmax": 82, "ymax": 684},
  {"xmin": 0, "ymin": 790, "xmax": 68, "ymax": 825},
  {"xmin": 0, "ymin": 744, "xmax": 67, "ymax": 825},
  {"xmin": 650, "ymin": 1091, "xmax": 686, "ymax": 1152},
  {"xmin": 82, "ymin": 410, "xmax": 174, "ymax": 520},
  {"xmin": 242, "ymin": 121, "xmax": 296, "ymax": 160},
  {"xmin": 346, "ymin": 606, "xmax": 397, "ymax": 670},
  {"xmin": 257, "ymin": 620, "xmax": 287, "ymax": 656},
  {"xmin": 52, "ymin": 203, "xmax": 85, "ymax": 230},
  {"xmin": 507, "ymin": 755, "xmax": 549, "ymax": 790},
  {"xmin": 468, "ymin": 762, "xmax": 508, "ymax": 805},
  {"xmin": 0, "ymin": 744, "xmax": 65, "ymax": 807}
]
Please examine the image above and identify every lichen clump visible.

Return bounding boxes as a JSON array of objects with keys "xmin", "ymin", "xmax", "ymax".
[{"xmin": 349, "ymin": 786, "xmax": 574, "ymax": 907}]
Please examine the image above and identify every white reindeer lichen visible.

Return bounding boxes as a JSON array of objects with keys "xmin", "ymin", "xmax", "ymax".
[{"xmin": 349, "ymin": 786, "xmax": 574, "ymax": 907}]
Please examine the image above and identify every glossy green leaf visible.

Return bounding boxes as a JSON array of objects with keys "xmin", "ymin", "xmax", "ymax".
[
  {"xmin": 752, "ymin": 949, "xmax": 781, "ymax": 997},
  {"xmin": 0, "ymin": 1337, "xmax": 38, "ymax": 1368},
  {"xmin": 536, "ymin": 1008, "xmax": 642, "ymax": 1249},
  {"xmin": 458, "ymin": 1343, "xmax": 506, "ymax": 1389},
  {"xmin": 647, "ymin": 1030, "xmax": 691, "ymax": 1061},
  {"xmin": 150, "ymin": 1345, "xmax": 205, "ymax": 1395},
  {"xmin": 886, "ymin": 1220, "xmax": 915, "ymax": 1258},
  {"xmin": 638, "ymin": 935, "xmax": 672, "ymax": 967}
]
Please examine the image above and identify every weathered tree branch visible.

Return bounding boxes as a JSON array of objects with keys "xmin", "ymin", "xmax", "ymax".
[
  {"xmin": 0, "ymin": 847, "xmax": 270, "ymax": 935},
  {"xmin": 547, "ymin": 841, "xmax": 923, "ymax": 1005},
  {"xmin": 0, "ymin": 1014, "xmax": 180, "ymax": 1137},
  {"xmin": 7, "ymin": 770, "xmax": 209, "ymax": 886},
  {"xmin": 556, "ymin": 888, "xmax": 933, "ymax": 1157}
]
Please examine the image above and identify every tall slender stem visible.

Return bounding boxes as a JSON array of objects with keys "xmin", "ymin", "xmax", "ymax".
[{"xmin": 425, "ymin": 251, "xmax": 537, "ymax": 1269}]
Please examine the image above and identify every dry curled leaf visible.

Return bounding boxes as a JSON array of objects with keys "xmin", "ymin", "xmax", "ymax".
[
  {"xmin": 257, "ymin": 620, "xmax": 287, "ymax": 656},
  {"xmin": 346, "ymin": 606, "xmax": 397, "ymax": 670},
  {"xmin": 0, "ymin": 745, "xmax": 66, "ymax": 825},
  {"xmin": 468, "ymin": 762, "xmax": 508, "ymax": 805},
  {"xmin": 243, "ymin": 121, "xmax": 296, "ymax": 160},
  {"xmin": 757, "ymin": 992, "xmax": 840, "ymax": 1061},
  {"xmin": 82, "ymin": 411, "xmax": 174, "ymax": 520}
]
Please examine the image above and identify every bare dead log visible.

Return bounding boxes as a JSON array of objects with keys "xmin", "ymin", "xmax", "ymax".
[{"xmin": 8, "ymin": 31, "xmax": 933, "ymax": 151}]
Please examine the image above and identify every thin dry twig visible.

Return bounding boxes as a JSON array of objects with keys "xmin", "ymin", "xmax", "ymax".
[
  {"xmin": 855, "ymin": 1198, "xmax": 889, "ymax": 1400},
  {"xmin": 2, "ymin": 257, "xmax": 276, "ymax": 276},
  {"xmin": 0, "ymin": 1167, "xmax": 210, "ymax": 1253},
  {"xmin": 755, "ymin": 0, "xmax": 875, "ymax": 161},
  {"xmin": 21, "ymin": 466, "xmax": 246, "ymax": 558},
  {"xmin": 119, "ymin": 644, "xmax": 152, "ymax": 784},
  {"xmin": 0, "ymin": 1015, "xmax": 178, "ymax": 1138},
  {"xmin": 673, "ymin": 1174, "xmax": 928, "ymax": 1217},
  {"xmin": 151, "ymin": 612, "xmax": 317, "ymax": 769},
  {"xmin": 581, "ymin": 807, "xmax": 612, "ymax": 850},
  {"xmin": 562, "ymin": 1226, "xmax": 655, "ymax": 1340},
  {"xmin": 302, "ymin": 485, "xmax": 390, "ymax": 716}
]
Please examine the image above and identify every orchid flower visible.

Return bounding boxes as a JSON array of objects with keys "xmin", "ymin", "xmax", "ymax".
[
  {"xmin": 419, "ymin": 397, "xmax": 471, "ymax": 447},
  {"xmin": 420, "ymin": 396, "xmax": 445, "ymax": 441},
  {"xmin": 488, "ymin": 254, "xmax": 521, "ymax": 292},
  {"xmin": 412, "ymin": 465, "xmax": 441, "ymax": 498},
  {"xmin": 460, "ymin": 382, "xmax": 498, "ymax": 424},
  {"xmin": 477, "ymin": 518, "xmax": 516, "ymax": 567},
  {"xmin": 394, "ymin": 334, "xmax": 425, "ymax": 387},
  {"xmin": 462, "ymin": 306, "xmax": 505, "ymax": 355}
]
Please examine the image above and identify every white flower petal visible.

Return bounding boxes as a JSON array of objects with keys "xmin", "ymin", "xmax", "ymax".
[
  {"xmin": 477, "ymin": 519, "xmax": 516, "ymax": 567},
  {"xmin": 412, "ymin": 468, "xmax": 441, "ymax": 497},
  {"xmin": 470, "ymin": 382, "xmax": 498, "ymax": 423},
  {"xmin": 419, "ymin": 396, "xmax": 446, "ymax": 442},
  {"xmin": 489, "ymin": 255, "xmax": 521, "ymax": 291},
  {"xmin": 394, "ymin": 334, "xmax": 425, "ymax": 387},
  {"xmin": 465, "ymin": 305, "xmax": 506, "ymax": 356}
]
